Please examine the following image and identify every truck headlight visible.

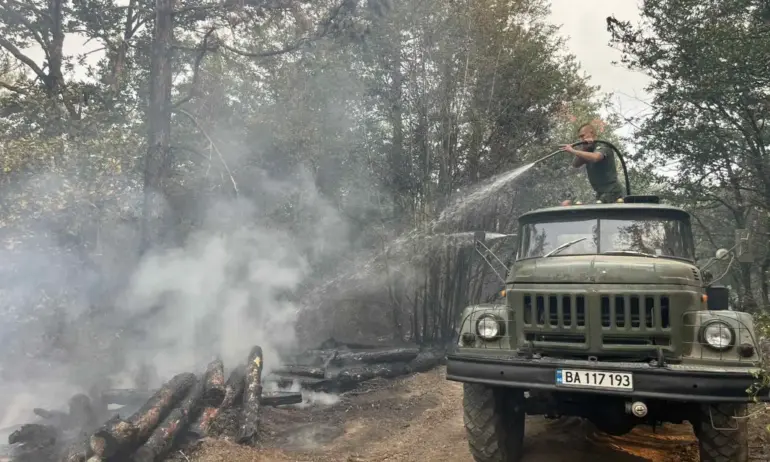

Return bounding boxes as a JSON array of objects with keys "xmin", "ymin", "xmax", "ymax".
[
  {"xmin": 700, "ymin": 321, "xmax": 734, "ymax": 351},
  {"xmin": 476, "ymin": 314, "xmax": 504, "ymax": 340}
]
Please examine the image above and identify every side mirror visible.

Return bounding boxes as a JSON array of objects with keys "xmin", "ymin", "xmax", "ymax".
[
  {"xmin": 706, "ymin": 285, "xmax": 730, "ymax": 311},
  {"xmin": 715, "ymin": 248, "xmax": 730, "ymax": 260}
]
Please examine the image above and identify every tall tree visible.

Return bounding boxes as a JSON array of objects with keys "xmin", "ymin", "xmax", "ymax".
[{"xmin": 607, "ymin": 0, "xmax": 770, "ymax": 309}]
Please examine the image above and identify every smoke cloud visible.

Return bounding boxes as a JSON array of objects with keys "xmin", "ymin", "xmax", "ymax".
[{"xmin": 0, "ymin": 163, "xmax": 351, "ymax": 432}]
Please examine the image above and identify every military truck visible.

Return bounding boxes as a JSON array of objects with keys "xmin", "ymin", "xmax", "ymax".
[{"xmin": 446, "ymin": 194, "xmax": 768, "ymax": 462}]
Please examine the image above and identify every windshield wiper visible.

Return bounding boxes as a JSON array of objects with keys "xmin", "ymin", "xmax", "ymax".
[
  {"xmin": 602, "ymin": 250, "xmax": 658, "ymax": 258},
  {"xmin": 544, "ymin": 237, "xmax": 587, "ymax": 257}
]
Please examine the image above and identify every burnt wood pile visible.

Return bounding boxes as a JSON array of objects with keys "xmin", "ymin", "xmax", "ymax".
[
  {"xmin": 266, "ymin": 344, "xmax": 445, "ymax": 392},
  {"xmin": 3, "ymin": 342, "xmax": 444, "ymax": 462}
]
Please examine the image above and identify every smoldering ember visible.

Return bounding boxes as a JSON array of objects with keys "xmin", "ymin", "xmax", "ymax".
[{"xmin": 5, "ymin": 342, "xmax": 444, "ymax": 461}]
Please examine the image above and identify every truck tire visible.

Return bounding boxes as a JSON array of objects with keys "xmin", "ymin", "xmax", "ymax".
[
  {"xmin": 693, "ymin": 403, "xmax": 748, "ymax": 462},
  {"xmin": 462, "ymin": 383, "xmax": 525, "ymax": 462}
]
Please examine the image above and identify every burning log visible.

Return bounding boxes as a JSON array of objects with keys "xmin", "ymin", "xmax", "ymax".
[
  {"xmin": 273, "ymin": 365, "xmax": 326, "ymax": 378},
  {"xmin": 126, "ymin": 372, "xmax": 196, "ymax": 441},
  {"xmin": 329, "ymin": 348, "xmax": 420, "ymax": 366},
  {"xmin": 89, "ymin": 372, "xmax": 196, "ymax": 458},
  {"xmin": 88, "ymin": 416, "xmax": 135, "ymax": 459},
  {"xmin": 221, "ymin": 364, "xmax": 247, "ymax": 408},
  {"xmin": 201, "ymin": 358, "xmax": 226, "ymax": 407},
  {"xmin": 237, "ymin": 346, "xmax": 264, "ymax": 445},
  {"xmin": 188, "ymin": 364, "xmax": 246, "ymax": 438},
  {"xmin": 131, "ymin": 376, "xmax": 205, "ymax": 462}
]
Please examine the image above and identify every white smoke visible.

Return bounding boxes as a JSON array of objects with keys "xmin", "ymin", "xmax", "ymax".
[{"xmin": 0, "ymin": 165, "xmax": 351, "ymax": 431}]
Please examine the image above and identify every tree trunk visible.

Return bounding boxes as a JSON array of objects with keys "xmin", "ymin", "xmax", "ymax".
[
  {"xmin": 141, "ymin": 0, "xmax": 175, "ymax": 253},
  {"xmin": 238, "ymin": 346, "xmax": 264, "ymax": 445}
]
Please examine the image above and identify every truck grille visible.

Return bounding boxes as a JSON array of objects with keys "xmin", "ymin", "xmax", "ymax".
[
  {"xmin": 518, "ymin": 291, "xmax": 675, "ymax": 354},
  {"xmin": 522, "ymin": 294, "xmax": 586, "ymax": 328},
  {"xmin": 599, "ymin": 295, "xmax": 670, "ymax": 329}
]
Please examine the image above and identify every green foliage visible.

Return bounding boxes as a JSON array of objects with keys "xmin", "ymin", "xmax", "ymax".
[{"xmin": 608, "ymin": 0, "xmax": 770, "ymax": 309}]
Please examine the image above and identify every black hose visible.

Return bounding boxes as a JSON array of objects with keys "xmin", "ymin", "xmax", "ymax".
[
  {"xmin": 594, "ymin": 140, "xmax": 631, "ymax": 197},
  {"xmin": 530, "ymin": 140, "xmax": 632, "ymax": 197}
]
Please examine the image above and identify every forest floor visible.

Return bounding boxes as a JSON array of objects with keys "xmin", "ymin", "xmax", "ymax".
[{"xmin": 174, "ymin": 367, "xmax": 770, "ymax": 462}]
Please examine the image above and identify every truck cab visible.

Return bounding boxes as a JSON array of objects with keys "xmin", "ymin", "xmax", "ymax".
[{"xmin": 447, "ymin": 197, "xmax": 767, "ymax": 462}]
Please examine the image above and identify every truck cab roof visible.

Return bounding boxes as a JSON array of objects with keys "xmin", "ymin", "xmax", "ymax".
[{"xmin": 519, "ymin": 201, "xmax": 690, "ymax": 224}]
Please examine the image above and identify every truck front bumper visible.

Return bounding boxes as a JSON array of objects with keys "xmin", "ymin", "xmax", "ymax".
[{"xmin": 446, "ymin": 352, "xmax": 769, "ymax": 403}]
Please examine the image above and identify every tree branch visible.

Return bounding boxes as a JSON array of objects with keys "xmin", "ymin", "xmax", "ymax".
[
  {"xmin": 172, "ymin": 27, "xmax": 216, "ymax": 108},
  {"xmin": 0, "ymin": 2, "xmax": 51, "ymax": 54},
  {"xmin": 0, "ymin": 36, "xmax": 47, "ymax": 82},
  {"xmin": 0, "ymin": 79, "xmax": 28, "ymax": 94},
  {"xmin": 218, "ymin": 0, "xmax": 354, "ymax": 59}
]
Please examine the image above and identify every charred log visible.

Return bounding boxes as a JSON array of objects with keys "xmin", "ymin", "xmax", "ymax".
[
  {"xmin": 335, "ymin": 362, "xmax": 410, "ymax": 388},
  {"xmin": 126, "ymin": 372, "xmax": 196, "ymax": 441},
  {"xmin": 237, "ymin": 346, "xmax": 264, "ymax": 445},
  {"xmin": 8, "ymin": 423, "xmax": 59, "ymax": 446},
  {"xmin": 132, "ymin": 376, "xmax": 205, "ymax": 462},
  {"xmin": 273, "ymin": 365, "xmax": 326, "ymax": 378},
  {"xmin": 5, "ymin": 423, "xmax": 60, "ymax": 462},
  {"xmin": 329, "ymin": 348, "xmax": 419, "ymax": 366},
  {"xmin": 89, "ymin": 372, "xmax": 195, "ymax": 457},
  {"xmin": 201, "ymin": 358, "xmax": 226, "ymax": 407},
  {"xmin": 221, "ymin": 364, "xmax": 246, "ymax": 408},
  {"xmin": 187, "ymin": 406, "xmax": 218, "ymax": 439},
  {"xmin": 260, "ymin": 391, "xmax": 303, "ymax": 406},
  {"xmin": 59, "ymin": 431, "xmax": 92, "ymax": 462},
  {"xmin": 406, "ymin": 349, "xmax": 444, "ymax": 373},
  {"xmin": 264, "ymin": 375, "xmax": 335, "ymax": 392},
  {"xmin": 89, "ymin": 415, "xmax": 135, "ymax": 459},
  {"xmin": 188, "ymin": 365, "xmax": 245, "ymax": 439},
  {"xmin": 291, "ymin": 349, "xmax": 337, "ymax": 367}
]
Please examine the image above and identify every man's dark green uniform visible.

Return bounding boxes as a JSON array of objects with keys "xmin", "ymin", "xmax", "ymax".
[{"xmin": 585, "ymin": 143, "xmax": 623, "ymax": 203}]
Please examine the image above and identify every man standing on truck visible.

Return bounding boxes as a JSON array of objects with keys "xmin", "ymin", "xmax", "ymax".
[{"xmin": 560, "ymin": 122, "xmax": 624, "ymax": 205}]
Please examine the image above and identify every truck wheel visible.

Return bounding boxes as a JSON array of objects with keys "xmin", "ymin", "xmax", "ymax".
[
  {"xmin": 462, "ymin": 383, "xmax": 525, "ymax": 462},
  {"xmin": 693, "ymin": 403, "xmax": 748, "ymax": 462}
]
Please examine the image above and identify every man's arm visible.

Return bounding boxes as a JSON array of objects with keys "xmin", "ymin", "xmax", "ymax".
[{"xmin": 571, "ymin": 145, "xmax": 606, "ymax": 164}]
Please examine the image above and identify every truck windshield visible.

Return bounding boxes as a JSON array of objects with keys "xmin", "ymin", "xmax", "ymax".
[{"xmin": 518, "ymin": 217, "xmax": 693, "ymax": 260}]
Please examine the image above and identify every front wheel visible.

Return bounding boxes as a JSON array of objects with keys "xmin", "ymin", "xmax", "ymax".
[
  {"xmin": 462, "ymin": 383, "xmax": 525, "ymax": 462},
  {"xmin": 692, "ymin": 403, "xmax": 749, "ymax": 462}
]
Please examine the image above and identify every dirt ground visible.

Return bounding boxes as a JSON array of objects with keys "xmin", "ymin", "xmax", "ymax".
[{"xmin": 180, "ymin": 367, "xmax": 770, "ymax": 462}]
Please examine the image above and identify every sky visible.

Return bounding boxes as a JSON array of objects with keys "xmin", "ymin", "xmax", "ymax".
[{"xmin": 548, "ymin": 0, "xmax": 653, "ymax": 141}]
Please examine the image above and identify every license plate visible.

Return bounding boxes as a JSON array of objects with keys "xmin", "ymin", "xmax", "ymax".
[{"xmin": 555, "ymin": 369, "xmax": 633, "ymax": 391}]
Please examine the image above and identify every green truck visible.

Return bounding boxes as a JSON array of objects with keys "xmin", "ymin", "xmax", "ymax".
[{"xmin": 447, "ymin": 195, "xmax": 768, "ymax": 462}]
